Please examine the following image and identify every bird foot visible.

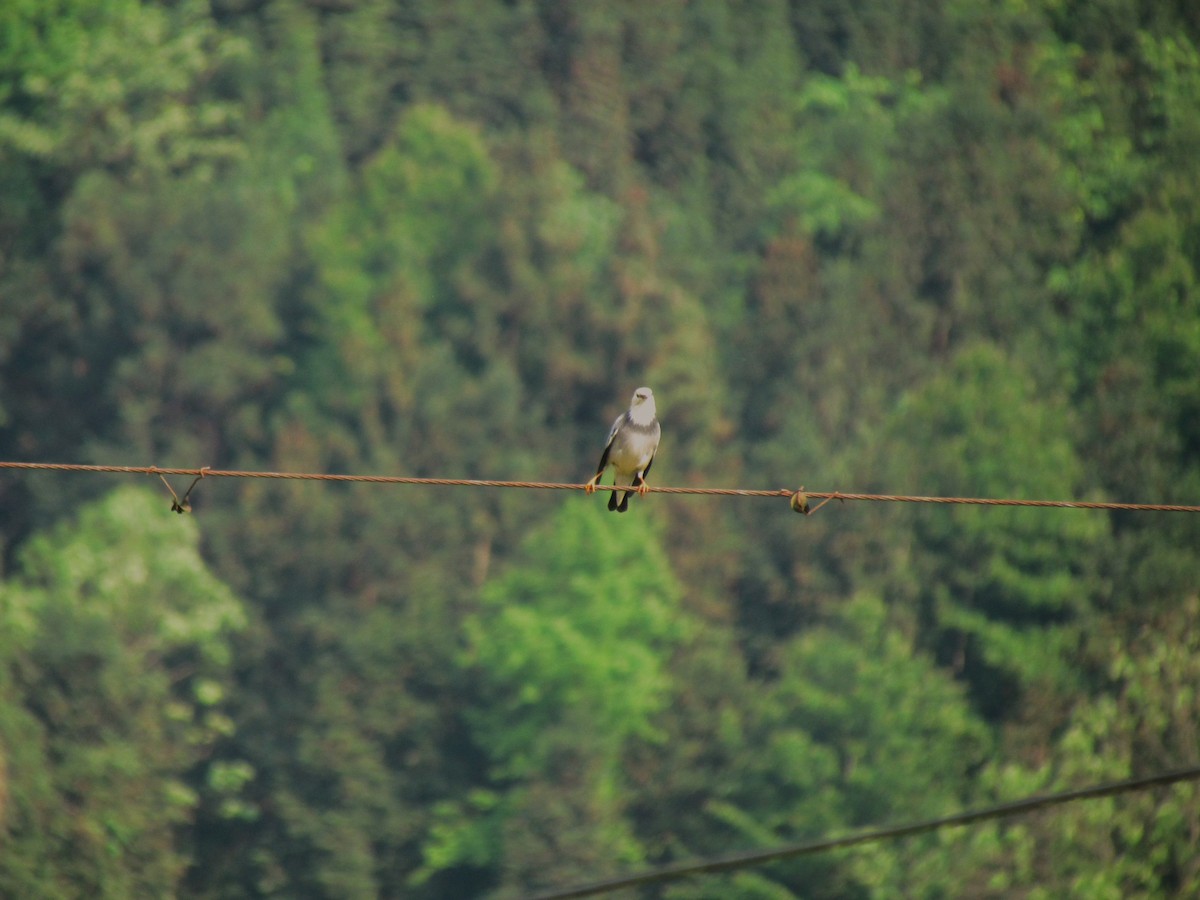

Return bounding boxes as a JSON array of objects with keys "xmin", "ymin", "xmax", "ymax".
[{"xmin": 584, "ymin": 474, "xmax": 601, "ymax": 495}]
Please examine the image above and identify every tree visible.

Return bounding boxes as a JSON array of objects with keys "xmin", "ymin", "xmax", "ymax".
[
  {"xmin": 0, "ymin": 0, "xmax": 257, "ymax": 546},
  {"xmin": 0, "ymin": 487, "xmax": 247, "ymax": 898},
  {"xmin": 418, "ymin": 501, "xmax": 689, "ymax": 895},
  {"xmin": 893, "ymin": 596, "xmax": 1200, "ymax": 899},
  {"xmin": 1022, "ymin": 597, "xmax": 1200, "ymax": 897},
  {"xmin": 865, "ymin": 344, "xmax": 1106, "ymax": 724},
  {"xmin": 632, "ymin": 593, "xmax": 988, "ymax": 900}
]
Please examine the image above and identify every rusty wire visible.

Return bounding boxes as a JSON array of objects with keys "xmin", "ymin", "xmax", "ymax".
[{"xmin": 1, "ymin": 460, "xmax": 1198, "ymax": 513}]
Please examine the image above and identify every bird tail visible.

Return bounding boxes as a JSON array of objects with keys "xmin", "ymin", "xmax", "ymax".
[{"xmin": 610, "ymin": 473, "xmax": 634, "ymax": 513}]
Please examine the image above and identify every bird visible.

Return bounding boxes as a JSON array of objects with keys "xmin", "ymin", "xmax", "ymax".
[{"xmin": 585, "ymin": 386, "xmax": 661, "ymax": 512}]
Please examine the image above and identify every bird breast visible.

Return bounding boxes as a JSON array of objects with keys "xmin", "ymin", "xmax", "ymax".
[{"xmin": 610, "ymin": 423, "xmax": 659, "ymax": 473}]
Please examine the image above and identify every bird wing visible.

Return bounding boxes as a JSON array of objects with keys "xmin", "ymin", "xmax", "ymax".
[
  {"xmin": 604, "ymin": 412, "xmax": 625, "ymax": 448},
  {"xmin": 641, "ymin": 448, "xmax": 656, "ymax": 480},
  {"xmin": 637, "ymin": 422, "xmax": 660, "ymax": 479},
  {"xmin": 595, "ymin": 412, "xmax": 626, "ymax": 474}
]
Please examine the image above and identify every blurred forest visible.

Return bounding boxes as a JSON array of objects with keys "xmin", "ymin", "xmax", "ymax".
[{"xmin": 2, "ymin": 0, "xmax": 1200, "ymax": 897}]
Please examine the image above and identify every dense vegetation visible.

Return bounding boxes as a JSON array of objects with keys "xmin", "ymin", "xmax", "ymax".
[{"xmin": 2, "ymin": 0, "xmax": 1199, "ymax": 896}]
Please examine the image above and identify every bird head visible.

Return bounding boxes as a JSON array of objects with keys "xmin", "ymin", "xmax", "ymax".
[{"xmin": 629, "ymin": 387, "xmax": 656, "ymax": 422}]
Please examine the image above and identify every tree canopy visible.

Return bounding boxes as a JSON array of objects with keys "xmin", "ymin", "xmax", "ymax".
[{"xmin": 2, "ymin": 0, "xmax": 1199, "ymax": 896}]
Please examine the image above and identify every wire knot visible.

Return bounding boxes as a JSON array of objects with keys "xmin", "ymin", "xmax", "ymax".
[{"xmin": 159, "ymin": 468, "xmax": 209, "ymax": 514}]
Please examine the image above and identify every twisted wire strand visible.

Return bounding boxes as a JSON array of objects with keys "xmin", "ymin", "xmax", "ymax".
[{"xmin": 1, "ymin": 461, "xmax": 1198, "ymax": 512}]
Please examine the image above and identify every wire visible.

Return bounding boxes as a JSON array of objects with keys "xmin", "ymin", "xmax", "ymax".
[
  {"xmin": 528, "ymin": 764, "xmax": 1200, "ymax": 899},
  {"xmin": 0, "ymin": 460, "xmax": 1198, "ymax": 513}
]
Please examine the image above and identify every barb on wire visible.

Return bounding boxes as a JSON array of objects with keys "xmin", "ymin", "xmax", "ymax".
[
  {"xmin": 159, "ymin": 467, "xmax": 209, "ymax": 514},
  {"xmin": 159, "ymin": 475, "xmax": 189, "ymax": 514},
  {"xmin": 0, "ymin": 461, "xmax": 1198, "ymax": 513},
  {"xmin": 528, "ymin": 764, "xmax": 1200, "ymax": 900}
]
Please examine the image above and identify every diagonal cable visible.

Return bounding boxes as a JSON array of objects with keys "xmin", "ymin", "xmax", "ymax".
[{"xmin": 528, "ymin": 765, "xmax": 1200, "ymax": 899}]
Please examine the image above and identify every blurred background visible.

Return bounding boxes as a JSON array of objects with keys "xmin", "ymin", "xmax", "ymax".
[{"xmin": 2, "ymin": 1, "xmax": 1199, "ymax": 897}]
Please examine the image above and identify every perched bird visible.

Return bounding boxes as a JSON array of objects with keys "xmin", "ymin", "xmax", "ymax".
[{"xmin": 585, "ymin": 386, "xmax": 661, "ymax": 512}]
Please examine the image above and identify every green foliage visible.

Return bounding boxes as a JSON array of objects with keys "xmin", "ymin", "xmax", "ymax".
[
  {"xmin": 299, "ymin": 103, "xmax": 498, "ymax": 426},
  {"xmin": 418, "ymin": 502, "xmax": 688, "ymax": 891},
  {"xmin": 894, "ymin": 597, "xmax": 1200, "ymax": 898},
  {"xmin": 467, "ymin": 502, "xmax": 686, "ymax": 777},
  {"xmin": 639, "ymin": 594, "xmax": 988, "ymax": 900},
  {"xmin": 1031, "ymin": 596, "xmax": 1200, "ymax": 896},
  {"xmin": 0, "ymin": 0, "xmax": 247, "ymax": 177},
  {"xmin": 52, "ymin": 163, "xmax": 292, "ymax": 461},
  {"xmin": 774, "ymin": 595, "xmax": 989, "ymax": 825},
  {"xmin": 0, "ymin": 487, "xmax": 246, "ymax": 898},
  {"xmin": 870, "ymin": 344, "xmax": 1105, "ymax": 716},
  {"xmin": 765, "ymin": 65, "xmax": 910, "ymax": 241},
  {"xmin": 2, "ymin": 0, "xmax": 1200, "ymax": 896}
]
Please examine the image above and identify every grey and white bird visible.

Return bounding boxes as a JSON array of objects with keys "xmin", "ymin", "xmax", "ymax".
[{"xmin": 585, "ymin": 386, "xmax": 661, "ymax": 512}]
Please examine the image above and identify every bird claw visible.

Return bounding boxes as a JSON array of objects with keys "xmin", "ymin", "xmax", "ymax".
[
  {"xmin": 584, "ymin": 475, "xmax": 600, "ymax": 495},
  {"xmin": 636, "ymin": 481, "xmax": 650, "ymax": 497}
]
